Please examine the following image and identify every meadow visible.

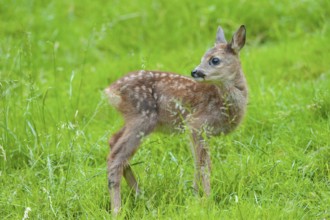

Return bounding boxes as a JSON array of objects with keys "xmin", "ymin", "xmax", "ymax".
[{"xmin": 0, "ymin": 0, "xmax": 329, "ymax": 219}]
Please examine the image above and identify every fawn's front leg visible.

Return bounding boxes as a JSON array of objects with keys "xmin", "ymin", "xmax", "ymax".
[{"xmin": 191, "ymin": 131, "xmax": 211, "ymax": 196}]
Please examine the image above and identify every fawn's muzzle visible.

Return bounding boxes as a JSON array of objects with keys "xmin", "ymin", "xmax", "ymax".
[{"xmin": 191, "ymin": 69, "xmax": 206, "ymax": 79}]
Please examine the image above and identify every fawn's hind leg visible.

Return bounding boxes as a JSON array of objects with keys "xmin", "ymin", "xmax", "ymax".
[
  {"xmin": 107, "ymin": 117, "xmax": 157, "ymax": 214},
  {"xmin": 109, "ymin": 127, "xmax": 139, "ymax": 194}
]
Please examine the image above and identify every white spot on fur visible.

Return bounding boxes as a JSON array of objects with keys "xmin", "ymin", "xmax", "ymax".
[
  {"xmin": 119, "ymin": 84, "xmax": 129, "ymax": 91},
  {"xmin": 139, "ymin": 96, "xmax": 144, "ymax": 102},
  {"xmin": 178, "ymin": 84, "xmax": 186, "ymax": 90},
  {"xmin": 136, "ymin": 131, "xmax": 145, "ymax": 138},
  {"xmin": 142, "ymin": 110, "xmax": 149, "ymax": 117}
]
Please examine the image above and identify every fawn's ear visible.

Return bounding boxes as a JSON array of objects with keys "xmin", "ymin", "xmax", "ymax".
[
  {"xmin": 229, "ymin": 25, "xmax": 246, "ymax": 54},
  {"xmin": 215, "ymin": 26, "xmax": 227, "ymax": 44}
]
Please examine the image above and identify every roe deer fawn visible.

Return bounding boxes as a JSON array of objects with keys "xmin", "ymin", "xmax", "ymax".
[{"xmin": 105, "ymin": 25, "xmax": 247, "ymax": 214}]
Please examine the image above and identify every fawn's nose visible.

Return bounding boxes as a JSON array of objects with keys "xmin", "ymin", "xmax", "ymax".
[{"xmin": 191, "ymin": 69, "xmax": 206, "ymax": 79}]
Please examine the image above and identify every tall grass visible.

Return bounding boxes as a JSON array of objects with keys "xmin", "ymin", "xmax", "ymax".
[{"xmin": 1, "ymin": 0, "xmax": 329, "ymax": 219}]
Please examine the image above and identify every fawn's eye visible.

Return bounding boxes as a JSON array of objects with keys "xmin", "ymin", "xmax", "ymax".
[{"xmin": 209, "ymin": 57, "xmax": 221, "ymax": 66}]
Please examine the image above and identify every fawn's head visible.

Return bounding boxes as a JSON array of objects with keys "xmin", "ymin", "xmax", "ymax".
[{"xmin": 191, "ymin": 25, "xmax": 246, "ymax": 86}]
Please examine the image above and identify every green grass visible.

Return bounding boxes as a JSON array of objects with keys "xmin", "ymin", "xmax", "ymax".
[{"xmin": 1, "ymin": 0, "xmax": 330, "ymax": 219}]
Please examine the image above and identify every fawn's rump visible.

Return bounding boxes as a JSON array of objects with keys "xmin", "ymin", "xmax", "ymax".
[{"xmin": 104, "ymin": 87, "xmax": 122, "ymax": 108}]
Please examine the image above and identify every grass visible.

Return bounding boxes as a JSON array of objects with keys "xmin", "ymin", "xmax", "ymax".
[{"xmin": 1, "ymin": 0, "xmax": 329, "ymax": 219}]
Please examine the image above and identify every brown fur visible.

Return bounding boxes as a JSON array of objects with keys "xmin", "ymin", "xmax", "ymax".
[{"xmin": 105, "ymin": 25, "xmax": 248, "ymax": 214}]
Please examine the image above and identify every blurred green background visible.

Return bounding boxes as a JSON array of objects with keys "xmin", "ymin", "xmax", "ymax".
[{"xmin": 1, "ymin": 0, "xmax": 329, "ymax": 219}]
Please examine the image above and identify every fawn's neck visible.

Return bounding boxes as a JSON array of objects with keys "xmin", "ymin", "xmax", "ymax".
[
  {"xmin": 217, "ymin": 70, "xmax": 248, "ymax": 133},
  {"xmin": 214, "ymin": 69, "xmax": 248, "ymax": 101},
  {"xmin": 233, "ymin": 70, "xmax": 248, "ymax": 98}
]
